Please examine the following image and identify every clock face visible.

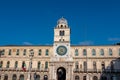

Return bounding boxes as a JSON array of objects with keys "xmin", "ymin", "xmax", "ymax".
[{"xmin": 56, "ymin": 46, "xmax": 67, "ymax": 56}]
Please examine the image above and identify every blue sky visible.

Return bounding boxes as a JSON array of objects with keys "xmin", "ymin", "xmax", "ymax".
[{"xmin": 0, "ymin": 0, "xmax": 120, "ymax": 45}]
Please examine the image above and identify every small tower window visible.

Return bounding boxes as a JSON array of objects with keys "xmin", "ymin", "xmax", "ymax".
[
  {"xmin": 59, "ymin": 30, "xmax": 65, "ymax": 36},
  {"xmin": 61, "ymin": 25, "xmax": 63, "ymax": 28}
]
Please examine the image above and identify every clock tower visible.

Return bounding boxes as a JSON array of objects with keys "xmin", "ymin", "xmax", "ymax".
[
  {"xmin": 50, "ymin": 17, "xmax": 73, "ymax": 80},
  {"xmin": 53, "ymin": 17, "xmax": 71, "ymax": 59}
]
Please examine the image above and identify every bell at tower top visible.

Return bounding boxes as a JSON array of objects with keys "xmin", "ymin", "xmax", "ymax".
[{"xmin": 57, "ymin": 17, "xmax": 68, "ymax": 25}]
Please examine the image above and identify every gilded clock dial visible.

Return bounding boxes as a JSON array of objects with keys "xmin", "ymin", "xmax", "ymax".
[{"xmin": 56, "ymin": 46, "xmax": 67, "ymax": 56}]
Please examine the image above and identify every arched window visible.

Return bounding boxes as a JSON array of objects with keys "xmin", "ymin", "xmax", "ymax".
[
  {"xmin": 38, "ymin": 49, "xmax": 41, "ymax": 55},
  {"xmin": 101, "ymin": 61, "xmax": 105, "ymax": 70},
  {"xmin": 92, "ymin": 49, "xmax": 96, "ymax": 56},
  {"xmin": 4, "ymin": 74, "xmax": 8, "ymax": 80},
  {"xmin": 100, "ymin": 49, "xmax": 104, "ymax": 56},
  {"xmin": 6, "ymin": 61, "xmax": 10, "ymax": 68},
  {"xmin": 109, "ymin": 48, "xmax": 112, "ymax": 56},
  {"xmin": 83, "ymin": 49, "xmax": 87, "ymax": 56},
  {"xmin": 14, "ymin": 61, "xmax": 18, "ymax": 69},
  {"xmin": 8, "ymin": 49, "xmax": 11, "ymax": 55},
  {"xmin": 46, "ymin": 49, "xmax": 49, "ymax": 56},
  {"xmin": 83, "ymin": 76, "xmax": 86, "ymax": 80},
  {"xmin": 44, "ymin": 75, "xmax": 48, "ymax": 80},
  {"xmin": 23, "ymin": 49, "xmax": 26, "ymax": 56},
  {"xmin": 93, "ymin": 76, "xmax": 98, "ymax": 80},
  {"xmin": 19, "ymin": 75, "xmax": 24, "ymax": 80},
  {"xmin": 37, "ymin": 61, "xmax": 41, "ymax": 69},
  {"xmin": 93, "ymin": 61, "xmax": 97, "ymax": 70},
  {"xmin": 61, "ymin": 25, "xmax": 63, "ymax": 28},
  {"xmin": 36, "ymin": 75, "xmax": 40, "ymax": 80},
  {"xmin": 75, "ymin": 49, "xmax": 78, "ymax": 56},
  {"xmin": 0, "ymin": 61, "xmax": 3, "ymax": 68},
  {"xmin": 75, "ymin": 61, "xmax": 79, "ymax": 69},
  {"xmin": 45, "ymin": 61, "xmax": 48, "ymax": 69},
  {"xmin": 83, "ymin": 61, "xmax": 87, "ymax": 72},
  {"xmin": 12, "ymin": 74, "xmax": 17, "ymax": 80},
  {"xmin": 75, "ymin": 75, "xmax": 79, "ymax": 80}
]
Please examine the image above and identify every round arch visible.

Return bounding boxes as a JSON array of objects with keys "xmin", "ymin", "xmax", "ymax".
[
  {"xmin": 57, "ymin": 67, "xmax": 66, "ymax": 80},
  {"xmin": 93, "ymin": 76, "xmax": 98, "ymax": 80},
  {"xmin": 19, "ymin": 75, "xmax": 24, "ymax": 80},
  {"xmin": 36, "ymin": 75, "xmax": 40, "ymax": 80},
  {"xmin": 75, "ymin": 75, "xmax": 80, "ymax": 80},
  {"xmin": 44, "ymin": 75, "xmax": 48, "ymax": 80},
  {"xmin": 4, "ymin": 74, "xmax": 8, "ymax": 80},
  {"xmin": 12, "ymin": 74, "xmax": 17, "ymax": 80}
]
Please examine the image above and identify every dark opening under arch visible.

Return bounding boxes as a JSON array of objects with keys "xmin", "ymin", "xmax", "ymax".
[{"xmin": 57, "ymin": 67, "xmax": 66, "ymax": 80}]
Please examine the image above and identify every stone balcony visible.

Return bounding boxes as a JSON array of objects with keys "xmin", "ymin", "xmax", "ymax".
[
  {"xmin": 73, "ymin": 68, "xmax": 120, "ymax": 73},
  {"xmin": 0, "ymin": 67, "xmax": 49, "ymax": 72}
]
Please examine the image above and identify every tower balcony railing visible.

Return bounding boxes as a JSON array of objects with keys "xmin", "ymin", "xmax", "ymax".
[{"xmin": 73, "ymin": 68, "xmax": 120, "ymax": 73}]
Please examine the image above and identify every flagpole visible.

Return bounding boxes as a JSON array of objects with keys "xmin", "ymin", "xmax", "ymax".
[{"xmin": 27, "ymin": 49, "xmax": 34, "ymax": 80}]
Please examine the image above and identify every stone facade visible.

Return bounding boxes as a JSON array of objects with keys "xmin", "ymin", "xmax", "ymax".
[{"xmin": 0, "ymin": 17, "xmax": 120, "ymax": 80}]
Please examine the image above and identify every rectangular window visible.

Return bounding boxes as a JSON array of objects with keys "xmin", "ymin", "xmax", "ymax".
[
  {"xmin": 83, "ymin": 49, "xmax": 87, "ymax": 56},
  {"xmin": 37, "ymin": 62, "xmax": 41, "ymax": 69},
  {"xmin": 45, "ymin": 62, "xmax": 48, "ymax": 69},
  {"xmin": 119, "ymin": 49, "xmax": 120, "ymax": 56},
  {"xmin": 46, "ymin": 49, "xmax": 49, "ymax": 56},
  {"xmin": 8, "ymin": 49, "xmax": 11, "ymax": 55},
  {"xmin": 0, "ymin": 61, "xmax": 3, "ymax": 68},
  {"xmin": 75, "ymin": 49, "xmax": 78, "ymax": 56},
  {"xmin": 0, "ymin": 49, "xmax": 5, "ymax": 55},
  {"xmin": 16, "ymin": 49, "xmax": 19, "ymax": 55},
  {"xmin": 38, "ymin": 49, "xmax": 41, "ymax": 55},
  {"xmin": 23, "ymin": 49, "xmax": 26, "ymax": 56}
]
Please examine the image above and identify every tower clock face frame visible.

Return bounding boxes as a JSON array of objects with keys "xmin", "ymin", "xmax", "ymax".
[{"xmin": 56, "ymin": 45, "xmax": 67, "ymax": 56}]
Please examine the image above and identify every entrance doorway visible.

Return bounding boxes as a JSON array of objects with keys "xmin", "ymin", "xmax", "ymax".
[{"xmin": 57, "ymin": 67, "xmax": 66, "ymax": 80}]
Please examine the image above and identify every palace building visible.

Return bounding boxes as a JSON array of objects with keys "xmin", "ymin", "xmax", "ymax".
[{"xmin": 0, "ymin": 17, "xmax": 120, "ymax": 80}]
